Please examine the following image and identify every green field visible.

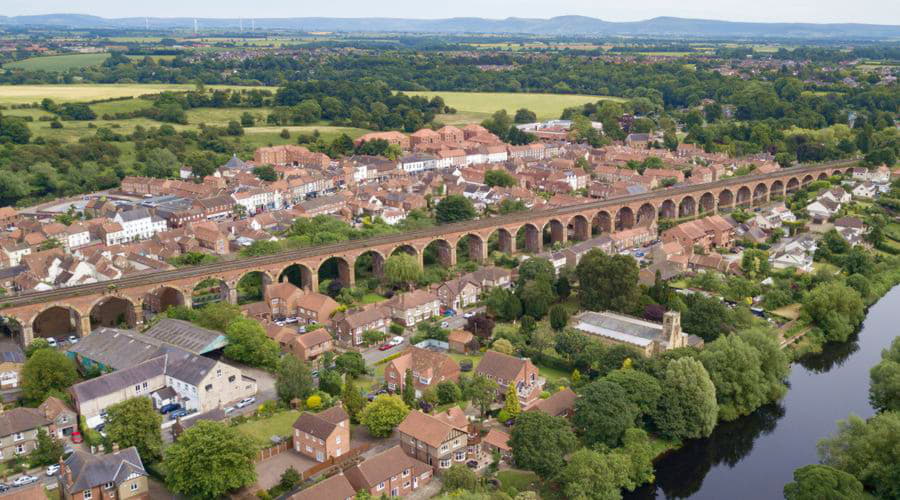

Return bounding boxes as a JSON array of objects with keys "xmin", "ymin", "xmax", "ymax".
[
  {"xmin": 0, "ymin": 84, "xmax": 277, "ymax": 106},
  {"xmin": 4, "ymin": 53, "xmax": 111, "ymax": 71},
  {"xmin": 404, "ymin": 91, "xmax": 623, "ymax": 122}
]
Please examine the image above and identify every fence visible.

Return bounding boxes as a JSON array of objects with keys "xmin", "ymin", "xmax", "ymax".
[
  {"xmin": 300, "ymin": 443, "xmax": 372, "ymax": 481},
  {"xmin": 255, "ymin": 439, "xmax": 292, "ymax": 463}
]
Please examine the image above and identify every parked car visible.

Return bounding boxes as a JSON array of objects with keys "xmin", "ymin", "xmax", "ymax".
[
  {"xmin": 466, "ymin": 460, "xmax": 479, "ymax": 469},
  {"xmin": 378, "ymin": 343, "xmax": 394, "ymax": 351},
  {"xmin": 440, "ymin": 321, "xmax": 450, "ymax": 328},
  {"xmin": 46, "ymin": 337, "xmax": 58, "ymax": 348},
  {"xmin": 45, "ymin": 464, "xmax": 60, "ymax": 476},
  {"xmin": 159, "ymin": 403, "xmax": 182, "ymax": 414},
  {"xmin": 274, "ymin": 320, "xmax": 285, "ymax": 326},
  {"xmin": 283, "ymin": 317, "xmax": 298, "ymax": 324},
  {"xmin": 70, "ymin": 431, "xmax": 83, "ymax": 444},
  {"xmin": 0, "ymin": 484, "xmax": 8, "ymax": 492},
  {"xmin": 12, "ymin": 475, "xmax": 37, "ymax": 487},
  {"xmin": 94, "ymin": 423, "xmax": 105, "ymax": 432},
  {"xmin": 459, "ymin": 360, "xmax": 473, "ymax": 372},
  {"xmin": 223, "ymin": 406, "xmax": 235, "ymax": 415},
  {"xmin": 68, "ymin": 335, "xmax": 79, "ymax": 344},
  {"xmin": 388, "ymin": 336, "xmax": 404, "ymax": 346},
  {"xmin": 463, "ymin": 311, "xmax": 476, "ymax": 318},
  {"xmin": 235, "ymin": 397, "xmax": 256, "ymax": 409},
  {"xmin": 169, "ymin": 409, "xmax": 188, "ymax": 420}
]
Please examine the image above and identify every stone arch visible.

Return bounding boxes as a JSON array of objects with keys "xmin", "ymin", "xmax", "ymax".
[
  {"xmin": 718, "ymin": 189, "xmax": 734, "ymax": 209},
  {"xmin": 317, "ymin": 256, "xmax": 352, "ymax": 291},
  {"xmin": 236, "ymin": 270, "xmax": 273, "ymax": 305},
  {"xmin": 279, "ymin": 263, "xmax": 315, "ymax": 291},
  {"xmin": 143, "ymin": 286, "xmax": 185, "ymax": 316},
  {"xmin": 32, "ymin": 305, "xmax": 83, "ymax": 339},
  {"xmin": 844, "ymin": 167, "xmax": 854, "ymax": 175},
  {"xmin": 567, "ymin": 215, "xmax": 590, "ymax": 242},
  {"xmin": 736, "ymin": 186, "xmax": 752, "ymax": 207},
  {"xmin": 89, "ymin": 295, "xmax": 137, "ymax": 330},
  {"xmin": 542, "ymin": 219, "xmax": 566, "ymax": 246},
  {"xmin": 487, "ymin": 228, "xmax": 515, "ymax": 255},
  {"xmin": 636, "ymin": 203, "xmax": 656, "ymax": 227},
  {"xmin": 456, "ymin": 233, "xmax": 486, "ymax": 263},
  {"xmin": 0, "ymin": 315, "xmax": 24, "ymax": 345},
  {"xmin": 678, "ymin": 196, "xmax": 696, "ymax": 218},
  {"xmin": 615, "ymin": 206, "xmax": 635, "ymax": 231},
  {"xmin": 354, "ymin": 250, "xmax": 386, "ymax": 282},
  {"xmin": 192, "ymin": 277, "xmax": 230, "ymax": 308},
  {"xmin": 390, "ymin": 244, "xmax": 418, "ymax": 258},
  {"xmin": 699, "ymin": 192, "xmax": 716, "ymax": 214},
  {"xmin": 592, "ymin": 211, "xmax": 612, "ymax": 235},
  {"xmin": 817, "ymin": 172, "xmax": 828, "ymax": 181},
  {"xmin": 659, "ymin": 199, "xmax": 677, "ymax": 219},
  {"xmin": 786, "ymin": 177, "xmax": 800, "ymax": 193},
  {"xmin": 516, "ymin": 223, "xmax": 542, "ymax": 253},
  {"xmin": 770, "ymin": 180, "xmax": 785, "ymax": 199},
  {"xmin": 802, "ymin": 174, "xmax": 814, "ymax": 186},
  {"xmin": 753, "ymin": 183, "xmax": 769, "ymax": 206},
  {"xmin": 423, "ymin": 239, "xmax": 455, "ymax": 267}
]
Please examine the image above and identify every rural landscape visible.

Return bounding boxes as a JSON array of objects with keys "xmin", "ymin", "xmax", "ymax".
[{"xmin": 0, "ymin": 5, "xmax": 897, "ymax": 500}]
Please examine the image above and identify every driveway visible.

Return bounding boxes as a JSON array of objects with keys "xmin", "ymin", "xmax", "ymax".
[
  {"xmin": 254, "ymin": 451, "xmax": 318, "ymax": 490},
  {"xmin": 441, "ymin": 306, "xmax": 485, "ymax": 331}
]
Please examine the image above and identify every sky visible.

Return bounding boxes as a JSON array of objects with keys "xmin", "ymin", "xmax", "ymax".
[{"xmin": 4, "ymin": 0, "xmax": 900, "ymax": 25}]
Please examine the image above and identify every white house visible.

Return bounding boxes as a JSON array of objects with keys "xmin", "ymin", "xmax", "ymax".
[
  {"xmin": 398, "ymin": 154, "xmax": 438, "ymax": 173},
  {"xmin": 852, "ymin": 182, "xmax": 878, "ymax": 199},
  {"xmin": 381, "ymin": 207, "xmax": 407, "ymax": 226},
  {"xmin": 820, "ymin": 187, "xmax": 851, "ymax": 204},
  {"xmin": 806, "ymin": 198, "xmax": 840, "ymax": 219},
  {"xmin": 64, "ymin": 223, "xmax": 91, "ymax": 249},
  {"xmin": 112, "ymin": 208, "xmax": 167, "ymax": 241}
]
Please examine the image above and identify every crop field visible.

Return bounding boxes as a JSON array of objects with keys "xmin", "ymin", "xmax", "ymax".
[
  {"xmin": 0, "ymin": 84, "xmax": 277, "ymax": 106},
  {"xmin": 405, "ymin": 90, "xmax": 622, "ymax": 122},
  {"xmin": 4, "ymin": 53, "xmax": 111, "ymax": 71}
]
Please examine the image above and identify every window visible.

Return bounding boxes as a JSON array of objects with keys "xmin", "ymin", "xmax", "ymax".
[
  {"xmin": 217, "ymin": 369, "xmax": 222, "ymax": 378},
  {"xmin": 83, "ymin": 491, "xmax": 93, "ymax": 500},
  {"xmin": 130, "ymin": 483, "xmax": 139, "ymax": 492},
  {"xmin": 13, "ymin": 432, "xmax": 23, "ymax": 442},
  {"xmin": 403, "ymin": 481, "xmax": 410, "ymax": 489},
  {"xmin": 60, "ymin": 415, "xmax": 68, "ymax": 424},
  {"xmin": 455, "ymin": 451, "xmax": 465, "ymax": 461},
  {"xmin": 439, "ymin": 459, "xmax": 451, "ymax": 468},
  {"xmin": 402, "ymin": 468, "xmax": 410, "ymax": 477},
  {"xmin": 440, "ymin": 444, "xmax": 448, "ymax": 452},
  {"xmin": 228, "ymin": 375, "xmax": 236, "ymax": 383},
  {"xmin": 104, "ymin": 482, "xmax": 114, "ymax": 490},
  {"xmin": 336, "ymin": 436, "xmax": 341, "ymax": 444},
  {"xmin": 134, "ymin": 384, "xmax": 142, "ymax": 394},
  {"xmin": 376, "ymin": 482, "xmax": 385, "ymax": 491},
  {"xmin": 306, "ymin": 445, "xmax": 313, "ymax": 453},
  {"xmin": 142, "ymin": 381, "xmax": 148, "ymax": 389},
  {"xmin": 205, "ymin": 384, "xmax": 213, "ymax": 391}
]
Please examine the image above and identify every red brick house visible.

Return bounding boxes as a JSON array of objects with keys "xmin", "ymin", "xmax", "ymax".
[
  {"xmin": 292, "ymin": 406, "xmax": 351, "ymax": 462},
  {"xmin": 291, "ymin": 329, "xmax": 335, "ymax": 366},
  {"xmin": 344, "ymin": 445, "xmax": 432, "ymax": 497},
  {"xmin": 384, "ymin": 347, "xmax": 459, "ymax": 397},
  {"xmin": 474, "ymin": 351, "xmax": 544, "ymax": 410},
  {"xmin": 397, "ymin": 410, "xmax": 469, "ymax": 472}
]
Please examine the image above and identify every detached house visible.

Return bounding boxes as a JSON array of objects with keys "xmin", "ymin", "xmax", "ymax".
[
  {"xmin": 384, "ymin": 347, "xmax": 459, "ymax": 397},
  {"xmin": 397, "ymin": 410, "xmax": 469, "ymax": 471},
  {"xmin": 292, "ymin": 406, "xmax": 350, "ymax": 462},
  {"xmin": 435, "ymin": 278, "xmax": 480, "ymax": 310},
  {"xmin": 474, "ymin": 351, "xmax": 544, "ymax": 410},
  {"xmin": 331, "ymin": 306, "xmax": 391, "ymax": 346},
  {"xmin": 58, "ymin": 447, "xmax": 149, "ymax": 500},
  {"xmin": 344, "ymin": 445, "xmax": 432, "ymax": 497}
]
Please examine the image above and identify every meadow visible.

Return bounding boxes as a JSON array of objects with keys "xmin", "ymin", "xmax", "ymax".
[
  {"xmin": 404, "ymin": 90, "xmax": 623, "ymax": 123},
  {"xmin": 3, "ymin": 53, "xmax": 110, "ymax": 71},
  {"xmin": 0, "ymin": 83, "xmax": 278, "ymax": 106}
]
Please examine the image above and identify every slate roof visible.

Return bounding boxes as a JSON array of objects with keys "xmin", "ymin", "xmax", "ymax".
[
  {"xmin": 178, "ymin": 407, "xmax": 227, "ymax": 431},
  {"xmin": 0, "ymin": 408, "xmax": 49, "ymax": 437},
  {"xmin": 63, "ymin": 447, "xmax": 146, "ymax": 493},
  {"xmin": 396, "ymin": 410, "xmax": 457, "ymax": 448},
  {"xmin": 529, "ymin": 388, "xmax": 578, "ymax": 417},
  {"xmin": 160, "ymin": 346, "xmax": 217, "ymax": 386},
  {"xmin": 143, "ymin": 319, "xmax": 226, "ymax": 354},
  {"xmin": 70, "ymin": 356, "xmax": 167, "ymax": 403},
  {"xmin": 116, "ymin": 207, "xmax": 151, "ymax": 222},
  {"xmin": 344, "ymin": 445, "xmax": 429, "ymax": 491},
  {"xmin": 0, "ymin": 341, "xmax": 25, "ymax": 364},
  {"xmin": 67, "ymin": 327, "xmax": 164, "ymax": 370}
]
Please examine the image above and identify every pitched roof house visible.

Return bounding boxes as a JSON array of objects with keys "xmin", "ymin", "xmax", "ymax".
[
  {"xmin": 58, "ymin": 447, "xmax": 148, "ymax": 500},
  {"xmin": 344, "ymin": 445, "xmax": 432, "ymax": 497},
  {"xmin": 292, "ymin": 406, "xmax": 350, "ymax": 462},
  {"xmin": 474, "ymin": 351, "xmax": 544, "ymax": 410},
  {"xmin": 397, "ymin": 410, "xmax": 469, "ymax": 472},
  {"xmin": 384, "ymin": 347, "xmax": 460, "ymax": 397}
]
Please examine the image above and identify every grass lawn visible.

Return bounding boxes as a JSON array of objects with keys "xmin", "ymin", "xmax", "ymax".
[
  {"xmin": 3, "ymin": 53, "xmax": 110, "ymax": 71},
  {"xmin": 0, "ymin": 83, "xmax": 277, "ymax": 106},
  {"xmin": 404, "ymin": 91, "xmax": 623, "ymax": 122},
  {"xmin": 669, "ymin": 279, "xmax": 689, "ymax": 289},
  {"xmin": 91, "ymin": 98, "xmax": 155, "ymax": 115},
  {"xmin": 497, "ymin": 470, "xmax": 541, "ymax": 494},
  {"xmin": 771, "ymin": 303, "xmax": 802, "ymax": 320},
  {"xmin": 447, "ymin": 351, "xmax": 483, "ymax": 367},
  {"xmin": 360, "ymin": 293, "xmax": 387, "ymax": 304},
  {"xmin": 535, "ymin": 363, "xmax": 570, "ymax": 384},
  {"xmin": 235, "ymin": 410, "xmax": 300, "ymax": 449}
]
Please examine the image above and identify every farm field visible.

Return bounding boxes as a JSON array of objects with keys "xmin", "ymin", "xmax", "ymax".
[
  {"xmin": 0, "ymin": 84, "xmax": 277, "ymax": 105},
  {"xmin": 3, "ymin": 53, "xmax": 110, "ymax": 71},
  {"xmin": 405, "ymin": 90, "xmax": 622, "ymax": 122}
]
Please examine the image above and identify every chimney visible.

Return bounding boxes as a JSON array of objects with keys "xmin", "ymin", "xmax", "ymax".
[{"xmin": 662, "ymin": 311, "xmax": 684, "ymax": 349}]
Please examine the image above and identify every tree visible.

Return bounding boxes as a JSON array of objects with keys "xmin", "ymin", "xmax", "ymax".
[
  {"xmin": 605, "ymin": 369, "xmax": 663, "ymax": 420},
  {"xmin": 143, "ymin": 148, "xmax": 179, "ymax": 178},
  {"xmin": 549, "ymin": 305, "xmax": 569, "ymax": 331},
  {"xmin": 700, "ymin": 334, "xmax": 767, "ymax": 421},
  {"xmin": 252, "ymin": 165, "xmax": 278, "ymax": 182},
  {"xmin": 435, "ymin": 195, "xmax": 476, "ymax": 224},
  {"xmin": 870, "ymin": 336, "xmax": 900, "ymax": 412},
  {"xmin": 276, "ymin": 356, "xmax": 314, "ymax": 404},
  {"xmin": 163, "ymin": 421, "xmax": 257, "ymax": 499},
  {"xmin": 319, "ymin": 369, "xmax": 343, "ymax": 396},
  {"xmin": 240, "ymin": 111, "xmax": 255, "ymax": 127},
  {"xmin": 482, "ymin": 110, "xmax": 513, "ymax": 137},
  {"xmin": 335, "ymin": 352, "xmax": 367, "ymax": 378},
  {"xmin": 384, "ymin": 253, "xmax": 423, "ymax": 290},
  {"xmin": 576, "ymin": 249, "xmax": 640, "ymax": 313},
  {"xmin": 681, "ymin": 293, "xmax": 735, "ymax": 342},
  {"xmin": 818, "ymin": 412, "xmax": 900, "ymax": 498},
  {"xmin": 555, "ymin": 275, "xmax": 571, "ymax": 299},
  {"xmin": 224, "ymin": 318, "xmax": 280, "ymax": 369},
  {"xmin": 278, "ymin": 467, "xmax": 301, "ymax": 493},
  {"xmin": 485, "ymin": 169, "xmax": 517, "ymax": 188},
  {"xmin": 784, "ymin": 465, "xmax": 864, "ymax": 500},
  {"xmin": 485, "ymin": 288, "xmax": 522, "ymax": 322},
  {"xmin": 514, "ymin": 108, "xmax": 537, "ymax": 124},
  {"xmin": 802, "ymin": 282, "xmax": 865, "ymax": 343},
  {"xmin": 516, "ymin": 258, "xmax": 555, "ymax": 290},
  {"xmin": 573, "ymin": 379, "xmax": 640, "ymax": 447},
  {"xmin": 466, "ymin": 374, "xmax": 498, "ymax": 417},
  {"xmin": 739, "ymin": 327, "xmax": 789, "ymax": 403},
  {"xmin": 491, "ymin": 338, "xmax": 515, "ymax": 355},
  {"xmin": 341, "ymin": 378, "xmax": 367, "ymax": 424},
  {"xmin": 437, "ymin": 380, "xmax": 462, "ymax": 405},
  {"xmin": 554, "ymin": 329, "xmax": 589, "ymax": 363},
  {"xmin": 24, "ymin": 339, "xmax": 49, "ymax": 358},
  {"xmin": 105, "ymin": 397, "xmax": 163, "ymax": 462},
  {"xmin": 654, "ymin": 357, "xmax": 718, "ymax": 440},
  {"xmin": 443, "ymin": 464, "xmax": 479, "ymax": 492},
  {"xmin": 502, "ymin": 383, "xmax": 522, "ymax": 419},
  {"xmin": 519, "ymin": 279, "xmax": 555, "ymax": 319},
  {"xmin": 741, "ymin": 249, "xmax": 771, "ymax": 279},
  {"xmin": 402, "ymin": 369, "xmax": 416, "ymax": 407},
  {"xmin": 193, "ymin": 301, "xmax": 242, "ymax": 332},
  {"xmin": 509, "ymin": 411, "xmax": 578, "ymax": 479},
  {"xmin": 359, "ymin": 394, "xmax": 409, "ymax": 437},
  {"xmin": 30, "ymin": 428, "xmax": 64, "ymax": 466},
  {"xmin": 557, "ymin": 448, "xmax": 630, "ymax": 500},
  {"xmin": 20, "ymin": 348, "xmax": 79, "ymax": 406}
]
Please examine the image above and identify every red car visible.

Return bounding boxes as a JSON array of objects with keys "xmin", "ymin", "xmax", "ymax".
[
  {"xmin": 71, "ymin": 431, "xmax": 83, "ymax": 444},
  {"xmin": 378, "ymin": 343, "xmax": 394, "ymax": 351}
]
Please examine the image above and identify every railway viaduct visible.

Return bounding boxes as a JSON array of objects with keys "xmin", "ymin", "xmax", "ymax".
[{"xmin": 0, "ymin": 160, "xmax": 856, "ymax": 345}]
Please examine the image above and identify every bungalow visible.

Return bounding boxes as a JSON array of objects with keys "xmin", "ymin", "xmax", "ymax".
[
  {"xmin": 528, "ymin": 388, "xmax": 578, "ymax": 418},
  {"xmin": 481, "ymin": 428, "xmax": 512, "ymax": 462}
]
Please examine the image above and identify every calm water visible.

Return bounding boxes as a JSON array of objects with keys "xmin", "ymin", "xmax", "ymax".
[{"xmin": 627, "ymin": 285, "xmax": 900, "ymax": 500}]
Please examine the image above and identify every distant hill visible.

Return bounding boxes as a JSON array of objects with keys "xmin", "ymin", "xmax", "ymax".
[{"xmin": 0, "ymin": 14, "xmax": 898, "ymax": 40}]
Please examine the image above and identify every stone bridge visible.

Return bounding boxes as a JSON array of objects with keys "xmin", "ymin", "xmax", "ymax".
[{"xmin": 0, "ymin": 160, "xmax": 856, "ymax": 345}]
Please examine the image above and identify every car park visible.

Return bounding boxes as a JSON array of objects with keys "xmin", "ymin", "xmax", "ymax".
[
  {"xmin": 235, "ymin": 397, "xmax": 256, "ymax": 409},
  {"xmin": 46, "ymin": 464, "xmax": 60, "ymax": 476},
  {"xmin": 12, "ymin": 475, "xmax": 37, "ymax": 487}
]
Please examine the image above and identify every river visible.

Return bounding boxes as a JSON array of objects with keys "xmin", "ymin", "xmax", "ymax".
[{"xmin": 627, "ymin": 284, "xmax": 900, "ymax": 500}]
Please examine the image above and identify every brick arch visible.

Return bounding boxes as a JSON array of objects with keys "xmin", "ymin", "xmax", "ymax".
[
  {"xmin": 278, "ymin": 262, "xmax": 316, "ymax": 291},
  {"xmin": 718, "ymin": 188, "xmax": 734, "ymax": 209},
  {"xmin": 542, "ymin": 218, "xmax": 567, "ymax": 245},
  {"xmin": 699, "ymin": 192, "xmax": 716, "ymax": 214},
  {"xmin": 567, "ymin": 214, "xmax": 591, "ymax": 242},
  {"xmin": 786, "ymin": 177, "xmax": 801, "ymax": 193},
  {"xmin": 515, "ymin": 222, "xmax": 542, "ymax": 253},
  {"xmin": 817, "ymin": 172, "xmax": 829, "ymax": 181},
  {"xmin": 454, "ymin": 233, "xmax": 487, "ymax": 263},
  {"xmin": 770, "ymin": 180, "xmax": 785, "ymax": 198},
  {"xmin": 390, "ymin": 244, "xmax": 418, "ymax": 258},
  {"xmin": 592, "ymin": 210, "xmax": 612, "ymax": 235},
  {"xmin": 636, "ymin": 203, "xmax": 656, "ymax": 227},
  {"xmin": 316, "ymin": 256, "xmax": 353, "ymax": 288},
  {"xmin": 659, "ymin": 199, "xmax": 677, "ymax": 219},
  {"xmin": 142, "ymin": 285, "xmax": 186, "ymax": 315},
  {"xmin": 87, "ymin": 294, "xmax": 138, "ymax": 330},
  {"xmin": 423, "ymin": 238, "xmax": 455, "ymax": 266},
  {"xmin": 31, "ymin": 304, "xmax": 83, "ymax": 339},
  {"xmin": 736, "ymin": 186, "xmax": 752, "ymax": 207},
  {"xmin": 753, "ymin": 182, "xmax": 769, "ymax": 205},
  {"xmin": 615, "ymin": 206, "xmax": 635, "ymax": 231},
  {"xmin": 678, "ymin": 195, "xmax": 696, "ymax": 218},
  {"xmin": 802, "ymin": 174, "xmax": 815, "ymax": 186},
  {"xmin": 486, "ymin": 227, "xmax": 516, "ymax": 254}
]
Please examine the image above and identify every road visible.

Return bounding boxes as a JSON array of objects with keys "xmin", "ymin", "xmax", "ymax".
[{"xmin": 0, "ymin": 160, "xmax": 855, "ymax": 310}]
